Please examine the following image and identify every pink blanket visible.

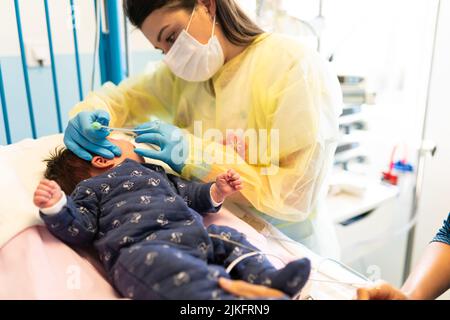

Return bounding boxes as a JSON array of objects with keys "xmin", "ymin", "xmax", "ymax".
[
  {"xmin": 0, "ymin": 209, "xmax": 287, "ymax": 300},
  {"xmin": 0, "ymin": 226, "xmax": 119, "ymax": 299}
]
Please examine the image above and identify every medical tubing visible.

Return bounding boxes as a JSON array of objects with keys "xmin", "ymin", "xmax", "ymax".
[
  {"xmin": 258, "ymin": 234, "xmax": 370, "ymax": 283},
  {"xmin": 209, "ymin": 233, "xmax": 368, "ymax": 296},
  {"xmin": 226, "ymin": 252, "xmax": 283, "ymax": 274},
  {"xmin": 208, "ymin": 233, "xmax": 263, "ymax": 253}
]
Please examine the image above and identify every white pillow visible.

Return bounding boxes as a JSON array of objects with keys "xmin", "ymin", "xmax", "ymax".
[{"xmin": 0, "ymin": 134, "xmax": 64, "ymax": 247}]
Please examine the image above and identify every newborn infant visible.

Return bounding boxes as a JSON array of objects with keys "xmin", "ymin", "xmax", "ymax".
[{"xmin": 34, "ymin": 135, "xmax": 311, "ymax": 300}]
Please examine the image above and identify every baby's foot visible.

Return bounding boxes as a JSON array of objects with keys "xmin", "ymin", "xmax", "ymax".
[{"xmin": 268, "ymin": 258, "xmax": 311, "ymax": 297}]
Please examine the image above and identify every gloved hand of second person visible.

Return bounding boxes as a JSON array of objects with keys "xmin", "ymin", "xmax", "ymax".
[
  {"xmin": 134, "ymin": 120, "xmax": 189, "ymax": 174},
  {"xmin": 64, "ymin": 110, "xmax": 122, "ymax": 161}
]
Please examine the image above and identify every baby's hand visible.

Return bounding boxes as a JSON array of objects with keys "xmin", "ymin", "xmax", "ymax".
[
  {"xmin": 33, "ymin": 179, "xmax": 63, "ymax": 209},
  {"xmin": 211, "ymin": 169, "xmax": 243, "ymax": 204}
]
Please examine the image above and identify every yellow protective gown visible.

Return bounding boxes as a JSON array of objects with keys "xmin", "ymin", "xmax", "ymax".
[{"xmin": 70, "ymin": 33, "xmax": 343, "ymax": 254}]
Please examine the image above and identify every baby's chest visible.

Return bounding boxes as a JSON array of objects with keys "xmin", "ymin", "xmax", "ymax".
[
  {"xmin": 96, "ymin": 179, "xmax": 191, "ymax": 232},
  {"xmin": 96, "ymin": 174, "xmax": 175, "ymax": 205}
]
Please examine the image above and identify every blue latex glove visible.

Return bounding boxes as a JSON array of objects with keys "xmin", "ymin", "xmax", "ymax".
[
  {"xmin": 134, "ymin": 121, "xmax": 189, "ymax": 173},
  {"xmin": 64, "ymin": 110, "xmax": 122, "ymax": 161}
]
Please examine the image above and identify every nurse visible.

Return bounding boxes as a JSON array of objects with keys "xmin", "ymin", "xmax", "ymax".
[{"xmin": 64, "ymin": 0, "xmax": 343, "ymax": 257}]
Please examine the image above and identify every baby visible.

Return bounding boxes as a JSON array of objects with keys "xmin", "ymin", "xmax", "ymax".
[{"xmin": 34, "ymin": 136, "xmax": 311, "ymax": 300}]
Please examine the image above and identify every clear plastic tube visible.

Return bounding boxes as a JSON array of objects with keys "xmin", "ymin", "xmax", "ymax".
[{"xmin": 208, "ymin": 233, "xmax": 369, "ymax": 289}]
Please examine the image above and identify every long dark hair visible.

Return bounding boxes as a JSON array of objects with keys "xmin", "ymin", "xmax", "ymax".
[{"xmin": 123, "ymin": 0, "xmax": 264, "ymax": 46}]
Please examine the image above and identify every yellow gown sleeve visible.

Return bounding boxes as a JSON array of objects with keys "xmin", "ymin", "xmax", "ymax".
[
  {"xmin": 182, "ymin": 53, "xmax": 342, "ymax": 222},
  {"xmin": 69, "ymin": 63, "xmax": 177, "ymax": 127}
]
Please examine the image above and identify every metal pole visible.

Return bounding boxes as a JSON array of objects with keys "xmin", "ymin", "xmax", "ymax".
[
  {"xmin": 403, "ymin": 0, "xmax": 441, "ymax": 281},
  {"xmin": 317, "ymin": 0, "xmax": 323, "ymax": 52},
  {"xmin": 99, "ymin": 0, "xmax": 126, "ymax": 84},
  {"xmin": 91, "ymin": 0, "xmax": 101, "ymax": 90},
  {"xmin": 44, "ymin": 0, "xmax": 63, "ymax": 133},
  {"xmin": 123, "ymin": 9, "xmax": 131, "ymax": 77},
  {"xmin": 70, "ymin": 0, "xmax": 84, "ymax": 101},
  {"xmin": 14, "ymin": 0, "xmax": 37, "ymax": 139},
  {"xmin": 0, "ymin": 62, "xmax": 12, "ymax": 145}
]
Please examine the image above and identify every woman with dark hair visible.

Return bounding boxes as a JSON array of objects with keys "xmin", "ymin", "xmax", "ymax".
[{"xmin": 65, "ymin": 0, "xmax": 342, "ymax": 265}]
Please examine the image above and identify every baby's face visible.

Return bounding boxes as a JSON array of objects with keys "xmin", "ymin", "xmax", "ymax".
[{"xmin": 107, "ymin": 137, "xmax": 145, "ymax": 165}]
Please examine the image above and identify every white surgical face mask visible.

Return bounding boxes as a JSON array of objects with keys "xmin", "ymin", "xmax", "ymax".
[{"xmin": 163, "ymin": 7, "xmax": 225, "ymax": 82}]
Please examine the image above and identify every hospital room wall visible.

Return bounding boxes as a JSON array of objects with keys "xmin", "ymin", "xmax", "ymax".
[
  {"xmin": 0, "ymin": 0, "xmax": 158, "ymax": 145},
  {"xmin": 327, "ymin": 1, "xmax": 450, "ymax": 293},
  {"xmin": 276, "ymin": 0, "xmax": 447, "ymax": 289},
  {"xmin": 322, "ymin": 0, "xmax": 436, "ymax": 176}
]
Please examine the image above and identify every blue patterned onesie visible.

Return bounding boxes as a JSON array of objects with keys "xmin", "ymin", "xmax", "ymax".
[{"xmin": 40, "ymin": 159, "xmax": 310, "ymax": 300}]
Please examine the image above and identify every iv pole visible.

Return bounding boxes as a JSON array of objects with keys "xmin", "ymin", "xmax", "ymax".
[{"xmin": 317, "ymin": 0, "xmax": 323, "ymax": 52}]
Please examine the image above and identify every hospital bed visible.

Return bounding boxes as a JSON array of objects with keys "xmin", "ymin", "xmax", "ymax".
[
  {"xmin": 0, "ymin": 134, "xmax": 369, "ymax": 300},
  {"xmin": 0, "ymin": 0, "xmax": 369, "ymax": 299}
]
